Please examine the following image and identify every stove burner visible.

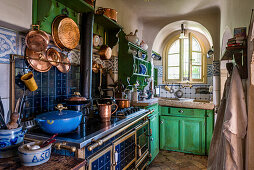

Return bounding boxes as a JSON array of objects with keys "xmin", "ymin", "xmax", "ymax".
[{"xmin": 112, "ymin": 107, "xmax": 141, "ymax": 118}]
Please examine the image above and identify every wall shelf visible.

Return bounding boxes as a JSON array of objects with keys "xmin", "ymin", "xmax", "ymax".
[
  {"xmin": 56, "ymin": 0, "xmax": 94, "ymax": 13},
  {"xmin": 94, "ymin": 14, "xmax": 123, "ymax": 31},
  {"xmin": 128, "ymin": 42, "xmax": 147, "ymax": 54},
  {"xmin": 221, "ymin": 45, "xmax": 246, "ymax": 60},
  {"xmin": 134, "ymin": 56, "xmax": 149, "ymax": 63}
]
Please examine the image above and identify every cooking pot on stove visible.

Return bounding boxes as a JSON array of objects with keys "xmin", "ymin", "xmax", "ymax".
[
  {"xmin": 115, "ymin": 98, "xmax": 130, "ymax": 109},
  {"xmin": 35, "ymin": 104, "xmax": 82, "ymax": 134}
]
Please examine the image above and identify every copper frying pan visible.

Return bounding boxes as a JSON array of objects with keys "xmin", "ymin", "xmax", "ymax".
[
  {"xmin": 46, "ymin": 48, "xmax": 60, "ymax": 66},
  {"xmin": 52, "ymin": 15, "xmax": 80, "ymax": 51},
  {"xmin": 56, "ymin": 52, "xmax": 71, "ymax": 73},
  {"xmin": 25, "ymin": 25, "xmax": 49, "ymax": 52},
  {"xmin": 25, "ymin": 48, "xmax": 52, "ymax": 72}
]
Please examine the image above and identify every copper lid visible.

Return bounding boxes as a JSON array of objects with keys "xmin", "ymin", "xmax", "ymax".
[
  {"xmin": 26, "ymin": 48, "xmax": 52, "ymax": 72},
  {"xmin": 68, "ymin": 92, "xmax": 87, "ymax": 101},
  {"xmin": 46, "ymin": 48, "xmax": 60, "ymax": 66},
  {"xmin": 56, "ymin": 53, "xmax": 71, "ymax": 73}
]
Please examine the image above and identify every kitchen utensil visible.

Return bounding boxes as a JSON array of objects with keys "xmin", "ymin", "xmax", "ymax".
[
  {"xmin": 84, "ymin": 0, "xmax": 95, "ymax": 6},
  {"xmin": 92, "ymin": 61, "xmax": 102, "ymax": 73},
  {"xmin": 25, "ymin": 48, "xmax": 52, "ymax": 72},
  {"xmin": 35, "ymin": 104, "xmax": 82, "ymax": 134},
  {"xmin": 18, "ymin": 141, "xmax": 52, "ymax": 166},
  {"xmin": 66, "ymin": 92, "xmax": 89, "ymax": 112},
  {"xmin": 56, "ymin": 52, "xmax": 71, "ymax": 73},
  {"xmin": 93, "ymin": 34, "xmax": 100, "ymax": 47},
  {"xmin": 0, "ymin": 127, "xmax": 27, "ymax": 158},
  {"xmin": 115, "ymin": 98, "xmax": 130, "ymax": 109},
  {"xmin": 21, "ymin": 120, "xmax": 36, "ymax": 129},
  {"xmin": 175, "ymin": 89, "xmax": 183, "ymax": 98},
  {"xmin": 21, "ymin": 72, "xmax": 38, "ymax": 92},
  {"xmin": 46, "ymin": 48, "xmax": 60, "ymax": 66},
  {"xmin": 0, "ymin": 113, "xmax": 7, "ymax": 129},
  {"xmin": 25, "ymin": 25, "xmax": 49, "ymax": 52},
  {"xmin": 98, "ymin": 103, "xmax": 118, "ymax": 122},
  {"xmin": 99, "ymin": 36, "xmax": 103, "ymax": 46},
  {"xmin": 0, "ymin": 97, "xmax": 5, "ymax": 120},
  {"xmin": 96, "ymin": 8, "xmax": 118, "ymax": 22},
  {"xmin": 15, "ymin": 98, "xmax": 21, "ymax": 113},
  {"xmin": 7, "ymin": 112, "xmax": 19, "ymax": 129},
  {"xmin": 40, "ymin": 134, "xmax": 58, "ymax": 148},
  {"xmin": 140, "ymin": 40, "xmax": 148, "ymax": 50},
  {"xmin": 169, "ymin": 87, "xmax": 174, "ymax": 94},
  {"xmin": 99, "ymin": 45, "xmax": 112, "ymax": 60},
  {"xmin": 52, "ymin": 15, "xmax": 80, "ymax": 51},
  {"xmin": 125, "ymin": 30, "xmax": 139, "ymax": 44}
]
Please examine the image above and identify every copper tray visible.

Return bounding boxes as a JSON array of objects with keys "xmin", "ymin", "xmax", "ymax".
[
  {"xmin": 25, "ymin": 48, "xmax": 52, "ymax": 72},
  {"xmin": 46, "ymin": 48, "xmax": 60, "ymax": 66},
  {"xmin": 56, "ymin": 53, "xmax": 71, "ymax": 73},
  {"xmin": 52, "ymin": 15, "xmax": 80, "ymax": 51}
]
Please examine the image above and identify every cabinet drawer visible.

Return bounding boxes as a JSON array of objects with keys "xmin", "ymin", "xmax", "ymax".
[
  {"xmin": 146, "ymin": 104, "xmax": 158, "ymax": 113},
  {"xmin": 160, "ymin": 106, "xmax": 206, "ymax": 117}
]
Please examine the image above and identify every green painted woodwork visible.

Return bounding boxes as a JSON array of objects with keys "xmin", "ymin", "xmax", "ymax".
[
  {"xmin": 159, "ymin": 106, "xmax": 214, "ymax": 155},
  {"xmin": 154, "ymin": 68, "xmax": 158, "ymax": 87},
  {"xmin": 32, "ymin": 0, "xmax": 78, "ymax": 34},
  {"xmin": 118, "ymin": 31, "xmax": 152, "ymax": 90},
  {"xmin": 160, "ymin": 116, "xmax": 181, "ymax": 151},
  {"xmin": 206, "ymin": 109, "xmax": 214, "ymax": 153},
  {"xmin": 56, "ymin": 0, "xmax": 94, "ymax": 13},
  {"xmin": 149, "ymin": 111, "xmax": 159, "ymax": 163},
  {"xmin": 94, "ymin": 14, "xmax": 122, "ymax": 48},
  {"xmin": 180, "ymin": 117, "xmax": 205, "ymax": 154},
  {"xmin": 160, "ymin": 106, "xmax": 206, "ymax": 117}
]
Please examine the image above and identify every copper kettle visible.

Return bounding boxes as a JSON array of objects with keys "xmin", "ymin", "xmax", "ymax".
[{"xmin": 98, "ymin": 103, "xmax": 118, "ymax": 122}]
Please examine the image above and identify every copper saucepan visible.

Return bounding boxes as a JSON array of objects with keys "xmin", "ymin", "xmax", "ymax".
[
  {"xmin": 99, "ymin": 45, "xmax": 112, "ymax": 60},
  {"xmin": 25, "ymin": 25, "xmax": 49, "ymax": 52},
  {"xmin": 96, "ymin": 8, "xmax": 117, "ymax": 22},
  {"xmin": 115, "ymin": 98, "xmax": 130, "ymax": 109},
  {"xmin": 52, "ymin": 15, "xmax": 80, "ymax": 51}
]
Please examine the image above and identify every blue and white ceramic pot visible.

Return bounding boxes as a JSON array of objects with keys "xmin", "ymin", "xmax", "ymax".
[
  {"xmin": 0, "ymin": 127, "xmax": 27, "ymax": 158},
  {"xmin": 18, "ymin": 142, "xmax": 52, "ymax": 166}
]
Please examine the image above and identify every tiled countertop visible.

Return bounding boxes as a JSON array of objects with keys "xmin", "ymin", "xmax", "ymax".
[
  {"xmin": 158, "ymin": 98, "xmax": 214, "ymax": 110},
  {"xmin": 131, "ymin": 98, "xmax": 159, "ymax": 107}
]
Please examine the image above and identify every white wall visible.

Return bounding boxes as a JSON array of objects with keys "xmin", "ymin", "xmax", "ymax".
[{"xmin": 0, "ymin": 0, "xmax": 32, "ymax": 31}]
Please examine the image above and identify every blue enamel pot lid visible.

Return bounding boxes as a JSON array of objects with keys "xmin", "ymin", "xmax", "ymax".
[{"xmin": 36, "ymin": 110, "xmax": 82, "ymax": 120}]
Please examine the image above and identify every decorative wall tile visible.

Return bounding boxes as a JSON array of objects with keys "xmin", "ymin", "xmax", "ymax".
[
  {"xmin": 213, "ymin": 61, "xmax": 220, "ymax": 76},
  {"xmin": 207, "ymin": 64, "xmax": 213, "ymax": 77},
  {"xmin": 0, "ymin": 27, "xmax": 16, "ymax": 63},
  {"xmin": 68, "ymin": 49, "xmax": 80, "ymax": 65},
  {"xmin": 154, "ymin": 65, "xmax": 163, "ymax": 77},
  {"xmin": 17, "ymin": 34, "xmax": 26, "ymax": 56}
]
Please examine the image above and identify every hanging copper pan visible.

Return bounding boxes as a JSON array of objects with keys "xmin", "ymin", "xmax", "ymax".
[
  {"xmin": 46, "ymin": 48, "xmax": 60, "ymax": 66},
  {"xmin": 57, "ymin": 52, "xmax": 71, "ymax": 73},
  {"xmin": 52, "ymin": 15, "xmax": 80, "ymax": 51},
  {"xmin": 25, "ymin": 25, "xmax": 49, "ymax": 52},
  {"xmin": 25, "ymin": 48, "xmax": 52, "ymax": 72},
  {"xmin": 99, "ymin": 45, "xmax": 112, "ymax": 60}
]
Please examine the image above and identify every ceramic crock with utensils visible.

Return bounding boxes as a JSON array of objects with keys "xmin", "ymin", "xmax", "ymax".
[{"xmin": 98, "ymin": 103, "xmax": 118, "ymax": 122}]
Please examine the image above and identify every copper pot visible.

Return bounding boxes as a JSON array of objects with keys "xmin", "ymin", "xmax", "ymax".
[
  {"xmin": 98, "ymin": 103, "xmax": 118, "ymax": 122},
  {"xmin": 25, "ymin": 25, "xmax": 49, "ymax": 52},
  {"xmin": 99, "ymin": 45, "xmax": 112, "ymax": 60},
  {"xmin": 115, "ymin": 99, "xmax": 130, "ymax": 109},
  {"xmin": 52, "ymin": 15, "xmax": 80, "ymax": 51},
  {"xmin": 96, "ymin": 8, "xmax": 117, "ymax": 22}
]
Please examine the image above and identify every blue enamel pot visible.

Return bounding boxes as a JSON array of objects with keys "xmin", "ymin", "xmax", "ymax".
[{"xmin": 35, "ymin": 110, "xmax": 82, "ymax": 134}]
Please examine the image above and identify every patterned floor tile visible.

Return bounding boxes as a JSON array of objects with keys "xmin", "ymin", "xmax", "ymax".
[{"xmin": 148, "ymin": 151, "xmax": 208, "ymax": 170}]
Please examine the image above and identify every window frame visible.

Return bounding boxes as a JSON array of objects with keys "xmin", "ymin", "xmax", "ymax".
[{"xmin": 163, "ymin": 32, "xmax": 207, "ymax": 84}]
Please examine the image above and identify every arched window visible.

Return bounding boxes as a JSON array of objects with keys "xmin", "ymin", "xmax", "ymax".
[{"xmin": 165, "ymin": 33, "xmax": 206, "ymax": 83}]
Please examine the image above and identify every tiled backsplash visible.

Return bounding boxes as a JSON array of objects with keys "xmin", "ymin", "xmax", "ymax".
[
  {"xmin": 157, "ymin": 84, "xmax": 212, "ymax": 101},
  {"xmin": 14, "ymin": 58, "xmax": 80, "ymax": 119}
]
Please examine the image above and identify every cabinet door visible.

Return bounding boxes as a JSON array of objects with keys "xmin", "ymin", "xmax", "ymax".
[
  {"xmin": 180, "ymin": 117, "xmax": 205, "ymax": 155},
  {"xmin": 149, "ymin": 112, "xmax": 159, "ymax": 162},
  {"xmin": 160, "ymin": 116, "xmax": 181, "ymax": 151},
  {"xmin": 88, "ymin": 145, "xmax": 112, "ymax": 170}
]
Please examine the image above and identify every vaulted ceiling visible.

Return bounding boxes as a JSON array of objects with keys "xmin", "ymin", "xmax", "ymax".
[{"xmin": 120, "ymin": 0, "xmax": 220, "ymax": 21}]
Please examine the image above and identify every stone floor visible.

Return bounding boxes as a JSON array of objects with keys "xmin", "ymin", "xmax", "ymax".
[{"xmin": 148, "ymin": 150, "xmax": 208, "ymax": 170}]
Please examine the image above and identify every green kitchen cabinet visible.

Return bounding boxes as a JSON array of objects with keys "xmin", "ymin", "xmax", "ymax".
[
  {"xmin": 139, "ymin": 104, "xmax": 159, "ymax": 164},
  {"xmin": 159, "ymin": 106, "xmax": 214, "ymax": 155}
]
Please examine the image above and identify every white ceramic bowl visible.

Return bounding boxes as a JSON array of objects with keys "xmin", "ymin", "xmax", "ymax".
[{"xmin": 18, "ymin": 142, "xmax": 52, "ymax": 166}]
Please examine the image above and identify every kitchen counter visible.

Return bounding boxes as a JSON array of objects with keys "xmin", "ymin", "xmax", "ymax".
[
  {"xmin": 158, "ymin": 98, "xmax": 214, "ymax": 110},
  {"xmin": 0, "ymin": 154, "xmax": 86, "ymax": 170},
  {"xmin": 25, "ymin": 109, "xmax": 150, "ymax": 149},
  {"xmin": 131, "ymin": 98, "xmax": 159, "ymax": 107}
]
